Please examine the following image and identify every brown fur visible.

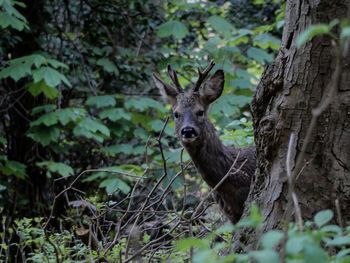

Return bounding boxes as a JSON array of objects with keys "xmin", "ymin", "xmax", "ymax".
[{"xmin": 153, "ymin": 64, "xmax": 256, "ymax": 223}]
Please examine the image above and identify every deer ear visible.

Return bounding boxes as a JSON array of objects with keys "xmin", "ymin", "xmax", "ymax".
[
  {"xmin": 200, "ymin": 70, "xmax": 224, "ymax": 104},
  {"xmin": 152, "ymin": 73, "xmax": 179, "ymax": 106}
]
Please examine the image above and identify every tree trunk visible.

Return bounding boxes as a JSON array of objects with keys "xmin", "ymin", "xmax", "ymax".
[{"xmin": 243, "ymin": 0, "xmax": 350, "ymax": 244}]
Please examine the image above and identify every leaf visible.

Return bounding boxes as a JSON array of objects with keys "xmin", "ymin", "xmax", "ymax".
[
  {"xmin": 86, "ymin": 95, "xmax": 116, "ymax": 108},
  {"xmin": 27, "ymin": 126, "xmax": 60, "ymax": 146},
  {"xmin": 0, "ymin": 58, "xmax": 31, "ymax": 81},
  {"xmin": 326, "ymin": 236, "xmax": 350, "ymax": 246},
  {"xmin": 193, "ymin": 250, "xmax": 214, "ymax": 263},
  {"xmin": 157, "ymin": 21, "xmax": 189, "ymax": 39},
  {"xmin": 253, "ymin": 33, "xmax": 281, "ymax": 50},
  {"xmin": 321, "ymin": 225, "xmax": 342, "ymax": 235},
  {"xmin": 247, "ymin": 47, "xmax": 274, "ymax": 63},
  {"xmin": 47, "ymin": 59, "xmax": 69, "ymax": 69},
  {"xmin": 96, "ymin": 58, "xmax": 119, "ymax": 76},
  {"xmin": 30, "ymin": 108, "xmax": 82, "ymax": 127},
  {"xmin": 249, "ymin": 250, "xmax": 280, "ymax": 263},
  {"xmin": 32, "ymin": 66, "xmax": 71, "ymax": 88},
  {"xmin": 125, "ymin": 97, "xmax": 167, "ymax": 113},
  {"xmin": 297, "ymin": 24, "xmax": 330, "ymax": 48},
  {"xmin": 0, "ymin": 160, "xmax": 26, "ymax": 179},
  {"xmin": 0, "ymin": 11, "xmax": 27, "ymax": 31},
  {"xmin": 73, "ymin": 118, "xmax": 110, "ymax": 142},
  {"xmin": 101, "ymin": 144, "xmax": 133, "ymax": 155},
  {"xmin": 203, "ymin": 36, "xmax": 221, "ymax": 56},
  {"xmin": 36, "ymin": 161, "xmax": 74, "ymax": 177},
  {"xmin": 314, "ymin": 210, "xmax": 333, "ymax": 227},
  {"xmin": 99, "ymin": 108, "xmax": 132, "ymax": 121},
  {"xmin": 229, "ymin": 79, "xmax": 251, "ymax": 90},
  {"xmin": 99, "ymin": 178, "xmax": 131, "ymax": 194},
  {"xmin": 31, "ymin": 104, "xmax": 57, "ymax": 115},
  {"xmin": 55, "ymin": 108, "xmax": 83, "ymax": 125},
  {"xmin": 302, "ymin": 243, "xmax": 327, "ymax": 263},
  {"xmin": 79, "ymin": 119, "xmax": 109, "ymax": 136},
  {"xmin": 30, "ymin": 112, "xmax": 58, "ymax": 127},
  {"xmin": 230, "ymin": 29, "xmax": 251, "ymax": 45},
  {"xmin": 341, "ymin": 26, "xmax": 350, "ymax": 39},
  {"xmin": 0, "ymin": 137, "xmax": 7, "ymax": 145},
  {"xmin": 208, "ymin": 16, "xmax": 234, "ymax": 38},
  {"xmin": 27, "ymin": 80, "xmax": 59, "ymax": 99},
  {"xmin": 176, "ymin": 237, "xmax": 208, "ymax": 250},
  {"xmin": 261, "ymin": 231, "xmax": 284, "ymax": 249},
  {"xmin": 131, "ymin": 113, "xmax": 153, "ymax": 131}
]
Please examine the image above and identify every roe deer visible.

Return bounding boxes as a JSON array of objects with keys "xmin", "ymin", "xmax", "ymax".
[{"xmin": 152, "ymin": 62, "xmax": 256, "ymax": 223}]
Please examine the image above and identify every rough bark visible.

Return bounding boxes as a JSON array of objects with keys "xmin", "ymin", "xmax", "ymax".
[{"xmin": 241, "ymin": 0, "xmax": 350, "ymax": 245}]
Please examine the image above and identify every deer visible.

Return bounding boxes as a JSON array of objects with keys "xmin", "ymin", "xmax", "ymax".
[{"xmin": 152, "ymin": 61, "xmax": 256, "ymax": 223}]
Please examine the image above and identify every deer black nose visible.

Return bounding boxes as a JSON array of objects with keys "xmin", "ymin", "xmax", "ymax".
[{"xmin": 181, "ymin": 127, "xmax": 198, "ymax": 138}]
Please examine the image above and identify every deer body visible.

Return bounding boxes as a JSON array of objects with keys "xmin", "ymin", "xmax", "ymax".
[{"xmin": 153, "ymin": 62, "xmax": 256, "ymax": 223}]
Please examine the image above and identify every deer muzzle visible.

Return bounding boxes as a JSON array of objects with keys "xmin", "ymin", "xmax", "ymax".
[{"xmin": 181, "ymin": 126, "xmax": 198, "ymax": 142}]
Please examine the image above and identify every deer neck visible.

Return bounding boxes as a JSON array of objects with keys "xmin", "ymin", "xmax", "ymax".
[{"xmin": 183, "ymin": 123, "xmax": 233, "ymax": 187}]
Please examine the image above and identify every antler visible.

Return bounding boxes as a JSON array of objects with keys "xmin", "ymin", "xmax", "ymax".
[
  {"xmin": 193, "ymin": 61, "xmax": 215, "ymax": 92},
  {"xmin": 167, "ymin": 65, "xmax": 183, "ymax": 93}
]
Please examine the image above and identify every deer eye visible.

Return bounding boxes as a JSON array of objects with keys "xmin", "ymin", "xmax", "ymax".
[
  {"xmin": 174, "ymin": 112, "xmax": 180, "ymax": 118},
  {"xmin": 196, "ymin": 110, "xmax": 204, "ymax": 117}
]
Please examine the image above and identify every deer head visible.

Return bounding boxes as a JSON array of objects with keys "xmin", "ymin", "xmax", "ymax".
[{"xmin": 152, "ymin": 62, "xmax": 224, "ymax": 146}]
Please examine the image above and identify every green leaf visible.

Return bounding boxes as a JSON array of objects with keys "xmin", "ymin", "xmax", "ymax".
[
  {"xmin": 0, "ymin": 137, "xmax": 7, "ymax": 145},
  {"xmin": 208, "ymin": 16, "xmax": 234, "ymax": 38},
  {"xmin": 341, "ymin": 26, "xmax": 350, "ymax": 39},
  {"xmin": 30, "ymin": 112, "xmax": 58, "ymax": 127},
  {"xmin": 27, "ymin": 80, "xmax": 59, "ymax": 99},
  {"xmin": 101, "ymin": 144, "xmax": 133, "ymax": 155},
  {"xmin": 302, "ymin": 243, "xmax": 327, "ymax": 263},
  {"xmin": 261, "ymin": 231, "xmax": 284, "ymax": 249},
  {"xmin": 0, "ymin": 11, "xmax": 27, "ymax": 31},
  {"xmin": 157, "ymin": 21, "xmax": 189, "ymax": 39},
  {"xmin": 253, "ymin": 33, "xmax": 281, "ymax": 50},
  {"xmin": 99, "ymin": 108, "xmax": 132, "ymax": 121},
  {"xmin": 125, "ymin": 97, "xmax": 167, "ymax": 114},
  {"xmin": 176, "ymin": 237, "xmax": 209, "ymax": 250},
  {"xmin": 211, "ymin": 94, "xmax": 251, "ymax": 117},
  {"xmin": 30, "ymin": 108, "xmax": 83, "ymax": 127},
  {"xmin": 36, "ymin": 161, "xmax": 74, "ymax": 177},
  {"xmin": 96, "ymin": 58, "xmax": 119, "ymax": 76},
  {"xmin": 230, "ymin": 29, "xmax": 252, "ymax": 45},
  {"xmin": 314, "ymin": 210, "xmax": 333, "ymax": 227},
  {"xmin": 99, "ymin": 178, "xmax": 131, "ymax": 194},
  {"xmin": 0, "ymin": 58, "xmax": 32, "ymax": 81},
  {"xmin": 73, "ymin": 118, "xmax": 110, "ymax": 142},
  {"xmin": 131, "ymin": 113, "xmax": 153, "ymax": 131},
  {"xmin": 86, "ymin": 95, "xmax": 116, "ymax": 108},
  {"xmin": 31, "ymin": 104, "xmax": 57, "ymax": 115},
  {"xmin": 247, "ymin": 47, "xmax": 274, "ymax": 63},
  {"xmin": 326, "ymin": 236, "xmax": 350, "ymax": 246},
  {"xmin": 47, "ymin": 59, "xmax": 69, "ymax": 69},
  {"xmin": 55, "ymin": 108, "xmax": 83, "ymax": 125},
  {"xmin": 249, "ymin": 249, "xmax": 279, "ymax": 263},
  {"xmin": 0, "ymin": 160, "xmax": 26, "ymax": 179},
  {"xmin": 203, "ymin": 36, "xmax": 221, "ymax": 56},
  {"xmin": 229, "ymin": 79, "xmax": 251, "ymax": 90},
  {"xmin": 27, "ymin": 126, "xmax": 60, "ymax": 146},
  {"xmin": 321, "ymin": 225, "xmax": 342, "ymax": 235},
  {"xmin": 32, "ymin": 66, "xmax": 71, "ymax": 88},
  {"xmin": 297, "ymin": 24, "xmax": 330, "ymax": 48}
]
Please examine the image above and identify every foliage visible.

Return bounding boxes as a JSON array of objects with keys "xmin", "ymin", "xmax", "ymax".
[
  {"xmin": 3, "ymin": 207, "xmax": 350, "ymax": 262},
  {"xmin": 297, "ymin": 19, "xmax": 350, "ymax": 48},
  {"xmin": 0, "ymin": 0, "xmax": 286, "ymax": 261}
]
